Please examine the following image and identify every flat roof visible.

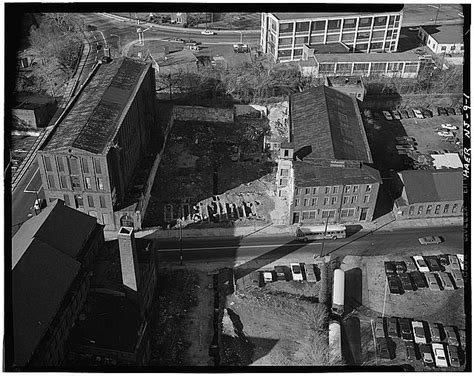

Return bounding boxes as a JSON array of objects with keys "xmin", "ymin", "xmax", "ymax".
[
  {"xmin": 43, "ymin": 58, "xmax": 150, "ymax": 154},
  {"xmin": 431, "ymin": 153, "xmax": 463, "ymax": 169},
  {"xmin": 420, "ymin": 24, "xmax": 464, "ymax": 45},
  {"xmin": 271, "ymin": 11, "xmax": 401, "ymax": 21},
  {"xmin": 314, "ymin": 51, "xmax": 420, "ymax": 63},
  {"xmin": 309, "ymin": 42, "xmax": 350, "ymax": 54}
]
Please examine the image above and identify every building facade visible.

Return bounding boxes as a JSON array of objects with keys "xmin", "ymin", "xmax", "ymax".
[
  {"xmin": 324, "ymin": 76, "xmax": 366, "ymax": 101},
  {"xmin": 37, "ymin": 58, "xmax": 158, "ymax": 231},
  {"xmin": 392, "ymin": 169, "xmax": 463, "ymax": 220},
  {"xmin": 418, "ymin": 24, "xmax": 464, "ymax": 55},
  {"xmin": 261, "ymin": 11, "xmax": 403, "ymax": 62}
]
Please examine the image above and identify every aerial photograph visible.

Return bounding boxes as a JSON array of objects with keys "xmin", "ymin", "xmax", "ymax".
[{"xmin": 5, "ymin": 2, "xmax": 469, "ymax": 372}]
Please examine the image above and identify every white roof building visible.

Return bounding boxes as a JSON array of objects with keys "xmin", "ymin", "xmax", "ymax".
[{"xmin": 430, "ymin": 153, "xmax": 462, "ymax": 169}]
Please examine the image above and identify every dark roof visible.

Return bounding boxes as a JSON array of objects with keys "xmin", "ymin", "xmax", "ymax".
[
  {"xmin": 314, "ymin": 51, "xmax": 420, "ymax": 63},
  {"xmin": 12, "ymin": 200, "xmax": 98, "ymax": 267},
  {"xmin": 294, "ymin": 161, "xmax": 381, "ymax": 186},
  {"xmin": 13, "ymin": 239, "xmax": 81, "ymax": 367},
  {"xmin": 399, "ymin": 169, "xmax": 463, "ymax": 204},
  {"xmin": 43, "ymin": 58, "xmax": 150, "ymax": 154},
  {"xmin": 420, "ymin": 24, "xmax": 464, "ymax": 44},
  {"xmin": 290, "ymin": 85, "xmax": 372, "ymax": 162},
  {"xmin": 271, "ymin": 11, "xmax": 401, "ymax": 20}
]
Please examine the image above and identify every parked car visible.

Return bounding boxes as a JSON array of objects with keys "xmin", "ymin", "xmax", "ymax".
[
  {"xmin": 439, "ymin": 272, "xmax": 454, "ymax": 290},
  {"xmin": 304, "ymin": 264, "xmax": 317, "ymax": 282},
  {"xmin": 399, "ymin": 272, "xmax": 414, "ymax": 291},
  {"xmin": 171, "ymin": 37, "xmax": 185, "ymax": 43},
  {"xmin": 382, "ymin": 110, "xmax": 393, "ymax": 120},
  {"xmin": 261, "ymin": 271, "xmax": 274, "ymax": 283},
  {"xmin": 418, "ymin": 236, "xmax": 443, "ymax": 245},
  {"xmin": 426, "ymin": 272, "xmax": 441, "ymax": 291},
  {"xmin": 201, "ymin": 29, "xmax": 216, "ymax": 35},
  {"xmin": 458, "ymin": 329, "xmax": 466, "ymax": 349},
  {"xmin": 413, "ymin": 256, "xmax": 430, "ymax": 273},
  {"xmin": 34, "ymin": 198, "xmax": 44, "ymax": 211},
  {"xmin": 429, "ymin": 322, "xmax": 442, "ymax": 342},
  {"xmin": 456, "ymin": 254, "xmax": 464, "ymax": 270},
  {"xmin": 290, "ymin": 263, "xmax": 303, "ymax": 281},
  {"xmin": 387, "ymin": 317, "xmax": 398, "ymax": 338},
  {"xmin": 420, "ymin": 344, "xmax": 435, "ymax": 366},
  {"xmin": 447, "ymin": 345, "xmax": 460, "ymax": 367},
  {"xmin": 251, "ymin": 271, "xmax": 263, "ymax": 287},
  {"xmin": 445, "ymin": 326, "xmax": 459, "ymax": 346},
  {"xmin": 432, "ymin": 343, "xmax": 448, "ymax": 367},
  {"xmin": 406, "ymin": 341, "xmax": 418, "ymax": 361},
  {"xmin": 448, "ymin": 255, "xmax": 460, "ymax": 270},
  {"xmin": 387, "ymin": 275, "xmax": 403, "ymax": 294},
  {"xmin": 376, "ymin": 338, "xmax": 392, "ymax": 359},
  {"xmin": 441, "ymin": 123, "xmax": 458, "ymax": 130},
  {"xmin": 403, "ymin": 256, "xmax": 418, "ymax": 271},
  {"xmin": 384, "ymin": 261, "xmax": 397, "ymax": 275},
  {"xmin": 413, "ymin": 109, "xmax": 424, "ymax": 119},
  {"xmin": 446, "ymin": 107, "xmax": 456, "ymax": 116},
  {"xmin": 410, "ymin": 271, "xmax": 428, "ymax": 289},
  {"xmin": 406, "ymin": 109, "xmax": 415, "ymax": 118},
  {"xmin": 437, "ymin": 107, "xmax": 449, "ymax": 116},
  {"xmin": 438, "ymin": 254, "xmax": 449, "ymax": 266},
  {"xmin": 399, "ymin": 318, "xmax": 414, "ymax": 341},
  {"xmin": 399, "ymin": 109, "xmax": 410, "ymax": 119},
  {"xmin": 394, "ymin": 261, "xmax": 407, "ymax": 273},
  {"xmin": 375, "ymin": 317, "xmax": 385, "ymax": 338},
  {"xmin": 425, "ymin": 256, "xmax": 442, "ymax": 272},
  {"xmin": 421, "ymin": 108, "xmax": 433, "ymax": 118},
  {"xmin": 391, "ymin": 110, "xmax": 402, "ymax": 120},
  {"xmin": 451, "ymin": 270, "xmax": 464, "ymax": 288},
  {"xmin": 412, "ymin": 321, "xmax": 427, "ymax": 344},
  {"xmin": 274, "ymin": 265, "xmax": 287, "ymax": 281},
  {"xmin": 437, "ymin": 130, "xmax": 455, "ymax": 137},
  {"xmin": 395, "ymin": 136, "xmax": 416, "ymax": 142}
]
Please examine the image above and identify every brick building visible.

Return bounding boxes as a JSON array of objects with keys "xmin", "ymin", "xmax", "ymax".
[
  {"xmin": 276, "ymin": 85, "xmax": 381, "ymax": 224},
  {"xmin": 392, "ymin": 169, "xmax": 463, "ymax": 219},
  {"xmin": 10, "ymin": 200, "xmax": 104, "ymax": 369},
  {"xmin": 37, "ymin": 57, "xmax": 158, "ymax": 231}
]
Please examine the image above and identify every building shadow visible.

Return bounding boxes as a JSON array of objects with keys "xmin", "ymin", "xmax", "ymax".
[
  {"xmin": 342, "ymin": 316, "xmax": 362, "ymax": 365},
  {"xmin": 397, "ymin": 27, "xmax": 423, "ymax": 53},
  {"xmin": 344, "ymin": 268, "xmax": 362, "ymax": 313}
]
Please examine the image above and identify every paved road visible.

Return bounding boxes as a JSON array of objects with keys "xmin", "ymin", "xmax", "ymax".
[{"xmin": 155, "ymin": 225, "xmax": 463, "ymax": 265}]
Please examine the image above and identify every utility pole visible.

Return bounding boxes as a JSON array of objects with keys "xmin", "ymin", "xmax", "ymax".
[
  {"xmin": 179, "ymin": 205, "xmax": 183, "ymax": 266},
  {"xmin": 319, "ymin": 214, "xmax": 330, "ymax": 258},
  {"xmin": 434, "ymin": 5, "xmax": 441, "ymax": 24}
]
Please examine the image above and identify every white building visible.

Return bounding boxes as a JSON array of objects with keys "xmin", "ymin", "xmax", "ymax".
[
  {"xmin": 430, "ymin": 153, "xmax": 463, "ymax": 169},
  {"xmin": 260, "ymin": 11, "xmax": 403, "ymax": 62},
  {"xmin": 418, "ymin": 24, "xmax": 464, "ymax": 55}
]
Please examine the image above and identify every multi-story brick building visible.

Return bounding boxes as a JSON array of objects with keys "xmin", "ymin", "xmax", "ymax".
[
  {"xmin": 276, "ymin": 85, "xmax": 381, "ymax": 224},
  {"xmin": 37, "ymin": 57, "xmax": 158, "ymax": 231},
  {"xmin": 261, "ymin": 11, "xmax": 403, "ymax": 62},
  {"xmin": 10, "ymin": 200, "xmax": 104, "ymax": 369},
  {"xmin": 392, "ymin": 169, "xmax": 463, "ymax": 219}
]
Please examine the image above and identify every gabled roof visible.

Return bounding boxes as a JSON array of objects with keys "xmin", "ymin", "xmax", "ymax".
[
  {"xmin": 294, "ymin": 161, "xmax": 381, "ymax": 186},
  {"xmin": 420, "ymin": 24, "xmax": 464, "ymax": 44},
  {"xmin": 12, "ymin": 239, "xmax": 81, "ymax": 367},
  {"xmin": 398, "ymin": 169, "xmax": 463, "ymax": 204},
  {"xmin": 43, "ymin": 58, "xmax": 150, "ymax": 154},
  {"xmin": 290, "ymin": 85, "xmax": 372, "ymax": 162}
]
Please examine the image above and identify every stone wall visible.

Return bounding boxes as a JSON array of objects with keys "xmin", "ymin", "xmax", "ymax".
[{"xmin": 173, "ymin": 105, "xmax": 234, "ymax": 123}]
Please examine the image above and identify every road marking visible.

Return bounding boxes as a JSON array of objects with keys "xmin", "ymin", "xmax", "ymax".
[
  {"xmin": 158, "ymin": 242, "xmax": 321, "ymax": 252},
  {"xmin": 24, "ymin": 168, "xmax": 40, "ymax": 193}
]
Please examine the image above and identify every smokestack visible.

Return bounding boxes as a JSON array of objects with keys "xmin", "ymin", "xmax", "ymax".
[{"xmin": 118, "ymin": 227, "xmax": 140, "ymax": 293}]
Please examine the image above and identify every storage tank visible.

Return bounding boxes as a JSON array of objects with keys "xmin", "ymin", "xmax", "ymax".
[
  {"xmin": 329, "ymin": 320, "xmax": 342, "ymax": 363},
  {"xmin": 331, "ymin": 269, "xmax": 345, "ymax": 316}
]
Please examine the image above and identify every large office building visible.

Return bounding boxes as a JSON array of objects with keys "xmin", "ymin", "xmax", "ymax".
[
  {"xmin": 37, "ymin": 57, "xmax": 158, "ymax": 231},
  {"xmin": 260, "ymin": 11, "xmax": 403, "ymax": 62}
]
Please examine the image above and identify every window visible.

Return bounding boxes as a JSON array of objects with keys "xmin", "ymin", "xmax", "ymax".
[
  {"xmin": 284, "ymin": 149, "xmax": 290, "ymax": 157},
  {"xmin": 388, "ymin": 62, "xmax": 403, "ymax": 72},
  {"xmin": 353, "ymin": 63, "xmax": 370, "ymax": 73},
  {"xmin": 303, "ymin": 198, "xmax": 309, "ymax": 206},
  {"xmin": 386, "ymin": 29, "xmax": 393, "ymax": 38},
  {"xmin": 331, "ymin": 197, "xmax": 337, "ymax": 205},
  {"xmin": 59, "ymin": 175, "xmax": 68, "ymax": 189},
  {"xmin": 71, "ymin": 176, "xmax": 81, "ymax": 190},
  {"xmin": 324, "ymin": 197, "xmax": 329, "ymax": 205},
  {"xmin": 47, "ymin": 174, "xmax": 56, "ymax": 189},
  {"xmin": 441, "ymin": 46, "xmax": 446, "ymax": 51},
  {"xmin": 358, "ymin": 17, "xmax": 372, "ymax": 28},
  {"xmin": 343, "ymin": 18, "xmax": 356, "ymax": 30},
  {"xmin": 310, "ymin": 35, "xmax": 325, "ymax": 44},
  {"xmin": 343, "ymin": 196, "xmax": 349, "ymax": 204},
  {"xmin": 311, "ymin": 198, "xmax": 317, "ymax": 206},
  {"xmin": 435, "ymin": 205, "xmax": 441, "ymax": 214},
  {"xmin": 353, "ymin": 185, "xmax": 359, "ymax": 193},
  {"xmin": 84, "ymin": 177, "xmax": 92, "ymax": 190},
  {"xmin": 311, "ymin": 20, "xmax": 326, "ymax": 31},
  {"xmin": 418, "ymin": 205, "xmax": 423, "ymax": 215},
  {"xmin": 332, "ymin": 186, "xmax": 338, "ymax": 194},
  {"xmin": 319, "ymin": 63, "xmax": 336, "ymax": 73},
  {"xmin": 373, "ymin": 16, "xmax": 387, "ymax": 27},
  {"xmin": 279, "ymin": 178, "xmax": 288, "ymax": 186},
  {"xmin": 341, "ymin": 208, "xmax": 355, "ymax": 218},
  {"xmin": 295, "ymin": 36, "xmax": 308, "ymax": 45},
  {"xmin": 102, "ymin": 213, "xmax": 111, "ymax": 225},
  {"xmin": 279, "ymin": 23, "xmax": 294, "ymax": 33},
  {"xmin": 426, "ymin": 205, "xmax": 432, "ymax": 214},
  {"xmin": 366, "ymin": 185, "xmax": 372, "ymax": 193},
  {"xmin": 452, "ymin": 204, "xmax": 458, "ymax": 213},
  {"xmin": 63, "ymin": 194, "xmax": 71, "ymax": 206},
  {"xmin": 409, "ymin": 206, "xmax": 415, "ymax": 215},
  {"xmin": 295, "ymin": 188, "xmax": 301, "ymax": 195},
  {"xmin": 326, "ymin": 34, "xmax": 340, "ymax": 42},
  {"xmin": 309, "ymin": 211, "xmax": 316, "ymax": 219},
  {"xmin": 372, "ymin": 30, "xmax": 385, "ymax": 40},
  {"xmin": 293, "ymin": 49, "xmax": 303, "ymax": 57},
  {"xmin": 302, "ymin": 211, "xmax": 310, "ymax": 220},
  {"xmin": 305, "ymin": 188, "xmax": 310, "ymax": 195},
  {"xmin": 97, "ymin": 177, "xmax": 104, "ymax": 190},
  {"xmin": 99, "ymin": 196, "xmax": 107, "ymax": 208},
  {"xmin": 351, "ymin": 196, "xmax": 357, "ymax": 204},
  {"xmin": 321, "ymin": 209, "xmax": 336, "ymax": 218},
  {"xmin": 443, "ymin": 204, "xmax": 449, "ymax": 214},
  {"xmin": 355, "ymin": 43, "xmax": 369, "ymax": 51},
  {"xmin": 370, "ymin": 42, "xmax": 384, "ymax": 50},
  {"xmin": 342, "ymin": 32, "xmax": 355, "ymax": 43},
  {"xmin": 82, "ymin": 158, "xmax": 90, "ymax": 174},
  {"xmin": 295, "ymin": 21, "xmax": 309, "ymax": 32},
  {"xmin": 344, "ymin": 186, "xmax": 351, "ymax": 193},
  {"xmin": 94, "ymin": 159, "xmax": 102, "ymax": 174},
  {"xmin": 327, "ymin": 19, "xmax": 341, "ymax": 30},
  {"xmin": 295, "ymin": 198, "xmax": 300, "ymax": 206},
  {"xmin": 44, "ymin": 156, "xmax": 53, "ymax": 172},
  {"xmin": 325, "ymin": 187, "xmax": 330, "ymax": 194},
  {"xmin": 312, "ymin": 187, "xmax": 318, "ymax": 195},
  {"xmin": 357, "ymin": 31, "xmax": 370, "ymax": 40},
  {"xmin": 74, "ymin": 194, "xmax": 84, "ymax": 208},
  {"xmin": 388, "ymin": 15, "xmax": 395, "ymax": 26},
  {"xmin": 336, "ymin": 63, "xmax": 352, "ymax": 73},
  {"xmin": 280, "ymin": 169, "xmax": 289, "ymax": 177},
  {"xmin": 56, "ymin": 157, "xmax": 65, "ymax": 172},
  {"xmin": 87, "ymin": 195, "xmax": 94, "ymax": 207},
  {"xmin": 404, "ymin": 63, "xmax": 419, "ymax": 73},
  {"xmin": 371, "ymin": 62, "xmax": 387, "ymax": 72},
  {"xmin": 363, "ymin": 195, "xmax": 370, "ymax": 204},
  {"xmin": 68, "ymin": 158, "xmax": 79, "ymax": 175}
]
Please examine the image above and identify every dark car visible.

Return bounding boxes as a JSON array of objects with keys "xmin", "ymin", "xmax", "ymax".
[
  {"xmin": 420, "ymin": 344, "xmax": 435, "ymax": 366},
  {"xmin": 445, "ymin": 326, "xmax": 459, "ymax": 346},
  {"xmin": 447, "ymin": 345, "xmax": 460, "ymax": 367},
  {"xmin": 437, "ymin": 107, "xmax": 448, "ymax": 116},
  {"xmin": 395, "ymin": 261, "xmax": 407, "ymax": 273},
  {"xmin": 388, "ymin": 275, "xmax": 403, "ymax": 294},
  {"xmin": 458, "ymin": 329, "xmax": 466, "ymax": 349},
  {"xmin": 251, "ymin": 271, "xmax": 263, "ymax": 287},
  {"xmin": 410, "ymin": 271, "xmax": 428, "ymax": 288},
  {"xmin": 387, "ymin": 317, "xmax": 399, "ymax": 338},
  {"xmin": 446, "ymin": 107, "xmax": 456, "ymax": 116},
  {"xmin": 399, "ymin": 272, "xmax": 415, "ymax": 291},
  {"xmin": 376, "ymin": 338, "xmax": 392, "ymax": 359},
  {"xmin": 425, "ymin": 256, "xmax": 442, "ymax": 272},
  {"xmin": 406, "ymin": 109, "xmax": 415, "ymax": 118},
  {"xmin": 406, "ymin": 341, "xmax": 418, "ymax": 361},
  {"xmin": 421, "ymin": 108, "xmax": 433, "ymax": 118},
  {"xmin": 385, "ymin": 261, "xmax": 397, "ymax": 275},
  {"xmin": 274, "ymin": 265, "xmax": 287, "ymax": 281},
  {"xmin": 438, "ymin": 254, "xmax": 449, "ymax": 266},
  {"xmin": 403, "ymin": 256, "xmax": 418, "ymax": 271},
  {"xmin": 399, "ymin": 318, "xmax": 414, "ymax": 341}
]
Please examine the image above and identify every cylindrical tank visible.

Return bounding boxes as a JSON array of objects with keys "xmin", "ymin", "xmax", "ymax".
[
  {"xmin": 329, "ymin": 320, "xmax": 342, "ymax": 363},
  {"xmin": 331, "ymin": 269, "xmax": 345, "ymax": 316}
]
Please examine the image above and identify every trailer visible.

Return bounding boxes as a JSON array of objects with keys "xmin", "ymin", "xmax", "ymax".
[
  {"xmin": 332, "ymin": 269, "xmax": 345, "ymax": 316},
  {"xmin": 329, "ymin": 321, "xmax": 342, "ymax": 363}
]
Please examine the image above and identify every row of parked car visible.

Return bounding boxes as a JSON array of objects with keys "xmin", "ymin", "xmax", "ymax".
[
  {"xmin": 384, "ymin": 254, "xmax": 465, "ymax": 294},
  {"xmin": 381, "ymin": 106, "xmax": 462, "ymax": 121},
  {"xmin": 374, "ymin": 317, "xmax": 465, "ymax": 367},
  {"xmin": 253, "ymin": 263, "xmax": 320, "ymax": 286}
]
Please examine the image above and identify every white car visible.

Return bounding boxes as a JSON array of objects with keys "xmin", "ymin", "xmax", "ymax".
[
  {"xmin": 441, "ymin": 123, "xmax": 458, "ymax": 130},
  {"xmin": 413, "ymin": 256, "xmax": 430, "ymax": 273},
  {"xmin": 261, "ymin": 271, "xmax": 274, "ymax": 283},
  {"xmin": 391, "ymin": 110, "xmax": 401, "ymax": 120},
  {"xmin": 382, "ymin": 111, "xmax": 393, "ymax": 120},
  {"xmin": 437, "ymin": 131, "xmax": 455, "ymax": 137},
  {"xmin": 432, "ymin": 343, "xmax": 448, "ymax": 368},
  {"xmin": 201, "ymin": 29, "xmax": 216, "ymax": 35},
  {"xmin": 412, "ymin": 321, "xmax": 427, "ymax": 344},
  {"xmin": 413, "ymin": 109, "xmax": 424, "ymax": 119},
  {"xmin": 290, "ymin": 263, "xmax": 304, "ymax": 281},
  {"xmin": 457, "ymin": 254, "xmax": 464, "ymax": 270},
  {"xmin": 418, "ymin": 236, "xmax": 442, "ymax": 245}
]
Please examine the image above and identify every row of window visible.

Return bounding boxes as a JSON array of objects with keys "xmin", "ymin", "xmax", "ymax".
[
  {"xmin": 317, "ymin": 61, "xmax": 419, "ymax": 75},
  {"xmin": 295, "ymin": 184, "xmax": 372, "ymax": 196},
  {"xmin": 62, "ymin": 193, "xmax": 108, "ymax": 209},
  {"xmin": 43, "ymin": 155, "xmax": 103, "ymax": 175},
  {"xmin": 46, "ymin": 174, "xmax": 105, "ymax": 191},
  {"xmin": 299, "ymin": 207, "xmax": 356, "ymax": 220},
  {"xmin": 401, "ymin": 203, "xmax": 461, "ymax": 216},
  {"xmin": 295, "ymin": 194, "xmax": 370, "ymax": 207}
]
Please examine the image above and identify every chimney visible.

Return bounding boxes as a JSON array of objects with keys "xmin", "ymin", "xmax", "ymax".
[{"xmin": 118, "ymin": 227, "xmax": 140, "ymax": 293}]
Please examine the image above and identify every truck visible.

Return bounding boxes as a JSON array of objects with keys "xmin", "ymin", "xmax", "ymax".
[
  {"xmin": 329, "ymin": 321, "xmax": 342, "ymax": 362},
  {"xmin": 331, "ymin": 269, "xmax": 345, "ymax": 316}
]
